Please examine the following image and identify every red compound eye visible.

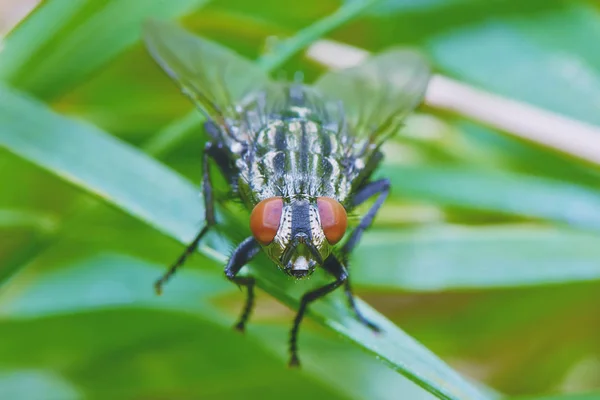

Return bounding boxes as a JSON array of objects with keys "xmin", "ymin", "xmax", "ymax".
[
  {"xmin": 317, "ymin": 197, "xmax": 347, "ymax": 244},
  {"xmin": 250, "ymin": 197, "xmax": 284, "ymax": 245}
]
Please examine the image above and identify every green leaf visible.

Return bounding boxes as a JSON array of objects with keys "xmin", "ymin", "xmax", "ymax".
[
  {"xmin": 380, "ymin": 165, "xmax": 600, "ymax": 231},
  {"xmin": 352, "ymin": 226, "xmax": 600, "ymax": 291},
  {"xmin": 0, "ymin": 370, "xmax": 79, "ymax": 400},
  {"xmin": 0, "ymin": 246, "xmax": 444, "ymax": 400},
  {"xmin": 0, "ymin": 83, "xmax": 492, "ymax": 400},
  {"xmin": 511, "ymin": 393, "xmax": 600, "ymax": 400},
  {"xmin": 0, "ymin": 0, "xmax": 210, "ymax": 99},
  {"xmin": 426, "ymin": 2, "xmax": 600, "ymax": 126},
  {"xmin": 0, "ymin": 209, "xmax": 57, "ymax": 232}
]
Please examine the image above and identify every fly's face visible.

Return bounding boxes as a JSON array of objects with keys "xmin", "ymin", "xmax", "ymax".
[{"xmin": 249, "ymin": 197, "xmax": 347, "ymax": 278}]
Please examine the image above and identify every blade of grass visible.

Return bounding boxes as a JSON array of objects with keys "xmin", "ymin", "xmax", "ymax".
[
  {"xmin": 426, "ymin": 75, "xmax": 600, "ymax": 168},
  {"xmin": 381, "ymin": 165, "xmax": 600, "ymax": 231},
  {"xmin": 0, "ymin": 0, "xmax": 211, "ymax": 99},
  {"xmin": 425, "ymin": 6, "xmax": 600, "ymax": 127},
  {"xmin": 0, "ymin": 209, "xmax": 57, "ymax": 232},
  {"xmin": 0, "ymin": 83, "xmax": 492, "ymax": 400},
  {"xmin": 257, "ymin": 0, "xmax": 381, "ymax": 71},
  {"xmin": 352, "ymin": 226, "xmax": 600, "ymax": 291},
  {"xmin": 511, "ymin": 393, "xmax": 600, "ymax": 400},
  {"xmin": 0, "ymin": 251, "xmax": 440, "ymax": 400}
]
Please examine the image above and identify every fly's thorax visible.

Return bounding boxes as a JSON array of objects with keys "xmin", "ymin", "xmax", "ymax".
[
  {"xmin": 236, "ymin": 116, "xmax": 354, "ymax": 207},
  {"xmin": 249, "ymin": 196, "xmax": 348, "ymax": 279}
]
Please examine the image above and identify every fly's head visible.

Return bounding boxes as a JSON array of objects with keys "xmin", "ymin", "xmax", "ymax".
[{"xmin": 249, "ymin": 197, "xmax": 347, "ymax": 279}]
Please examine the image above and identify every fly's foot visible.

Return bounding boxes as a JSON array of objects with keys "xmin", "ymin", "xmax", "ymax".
[
  {"xmin": 154, "ymin": 280, "xmax": 164, "ymax": 296},
  {"xmin": 354, "ymin": 312, "xmax": 381, "ymax": 333},
  {"xmin": 288, "ymin": 354, "xmax": 301, "ymax": 368},
  {"xmin": 233, "ymin": 320, "xmax": 246, "ymax": 333},
  {"xmin": 362, "ymin": 318, "xmax": 381, "ymax": 334}
]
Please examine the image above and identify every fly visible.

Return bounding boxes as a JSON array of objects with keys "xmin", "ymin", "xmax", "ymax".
[{"xmin": 143, "ymin": 20, "xmax": 430, "ymax": 367}]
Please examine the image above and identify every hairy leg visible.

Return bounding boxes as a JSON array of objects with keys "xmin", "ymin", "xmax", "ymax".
[
  {"xmin": 224, "ymin": 236, "xmax": 261, "ymax": 331},
  {"xmin": 339, "ymin": 178, "xmax": 390, "ymax": 330},
  {"xmin": 289, "ymin": 255, "xmax": 348, "ymax": 367}
]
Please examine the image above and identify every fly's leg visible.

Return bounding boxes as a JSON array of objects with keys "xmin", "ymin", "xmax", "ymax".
[
  {"xmin": 345, "ymin": 179, "xmax": 391, "ymax": 254},
  {"xmin": 340, "ymin": 178, "xmax": 390, "ymax": 332},
  {"xmin": 343, "ymin": 275, "xmax": 379, "ymax": 332},
  {"xmin": 224, "ymin": 236, "xmax": 261, "ymax": 332},
  {"xmin": 289, "ymin": 256, "xmax": 348, "ymax": 367},
  {"xmin": 155, "ymin": 142, "xmax": 222, "ymax": 294}
]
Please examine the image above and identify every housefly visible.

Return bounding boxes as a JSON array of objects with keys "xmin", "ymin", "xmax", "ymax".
[{"xmin": 143, "ymin": 20, "xmax": 430, "ymax": 367}]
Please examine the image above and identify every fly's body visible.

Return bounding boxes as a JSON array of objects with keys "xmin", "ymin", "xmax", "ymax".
[
  {"xmin": 144, "ymin": 20, "xmax": 430, "ymax": 366},
  {"xmin": 207, "ymin": 85, "xmax": 383, "ymax": 277},
  {"xmin": 240, "ymin": 107, "xmax": 351, "ymax": 203},
  {"xmin": 225, "ymin": 89, "xmax": 354, "ymax": 203},
  {"xmin": 215, "ymin": 86, "xmax": 368, "ymax": 205}
]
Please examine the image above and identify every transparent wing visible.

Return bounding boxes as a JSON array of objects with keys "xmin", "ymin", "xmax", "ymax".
[
  {"xmin": 143, "ymin": 19, "xmax": 270, "ymax": 126},
  {"xmin": 313, "ymin": 48, "xmax": 431, "ymax": 148}
]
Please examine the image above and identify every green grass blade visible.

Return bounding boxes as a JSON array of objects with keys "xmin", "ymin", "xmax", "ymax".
[
  {"xmin": 0, "ymin": 84, "xmax": 492, "ymax": 400},
  {"xmin": 0, "ymin": 209, "xmax": 57, "ymax": 232},
  {"xmin": 0, "ymin": 249, "xmax": 443, "ymax": 400},
  {"xmin": 353, "ymin": 226, "xmax": 600, "ymax": 291},
  {"xmin": 0, "ymin": 0, "xmax": 210, "ymax": 99},
  {"xmin": 382, "ymin": 165, "xmax": 600, "ymax": 231},
  {"xmin": 258, "ymin": 0, "xmax": 381, "ymax": 71},
  {"xmin": 426, "ymin": 3, "xmax": 600, "ymax": 127},
  {"xmin": 511, "ymin": 393, "xmax": 600, "ymax": 400},
  {"xmin": 0, "ymin": 0, "xmax": 90, "ymax": 79}
]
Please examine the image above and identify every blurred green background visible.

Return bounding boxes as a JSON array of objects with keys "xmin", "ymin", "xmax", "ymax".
[{"xmin": 1, "ymin": 0, "xmax": 600, "ymax": 399}]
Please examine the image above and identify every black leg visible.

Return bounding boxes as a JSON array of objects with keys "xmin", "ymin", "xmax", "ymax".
[
  {"xmin": 225, "ymin": 237, "xmax": 262, "ymax": 332},
  {"xmin": 339, "ymin": 178, "xmax": 390, "ymax": 331},
  {"xmin": 289, "ymin": 256, "xmax": 348, "ymax": 367},
  {"xmin": 155, "ymin": 142, "xmax": 218, "ymax": 295},
  {"xmin": 343, "ymin": 275, "xmax": 379, "ymax": 332},
  {"xmin": 344, "ymin": 178, "xmax": 390, "ymax": 255},
  {"xmin": 326, "ymin": 255, "xmax": 380, "ymax": 334}
]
